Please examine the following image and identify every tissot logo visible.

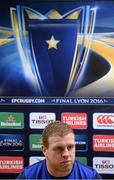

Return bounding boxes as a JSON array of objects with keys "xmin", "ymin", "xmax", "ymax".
[
  {"xmin": 0, "ymin": 156, "xmax": 24, "ymax": 173},
  {"xmin": 30, "ymin": 113, "xmax": 56, "ymax": 129},
  {"xmin": 93, "ymin": 113, "xmax": 114, "ymax": 129},
  {"xmin": 61, "ymin": 113, "xmax": 87, "ymax": 129},
  {"xmin": 93, "ymin": 157, "xmax": 114, "ymax": 174},
  {"xmin": 0, "ymin": 134, "xmax": 24, "ymax": 151},
  {"xmin": 93, "ymin": 135, "xmax": 114, "ymax": 151}
]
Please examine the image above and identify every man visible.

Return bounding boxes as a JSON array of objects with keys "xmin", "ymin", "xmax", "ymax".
[{"xmin": 17, "ymin": 121, "xmax": 102, "ymax": 179}]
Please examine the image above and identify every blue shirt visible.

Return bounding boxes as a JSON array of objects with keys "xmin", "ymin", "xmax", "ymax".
[{"xmin": 17, "ymin": 160, "xmax": 102, "ymax": 179}]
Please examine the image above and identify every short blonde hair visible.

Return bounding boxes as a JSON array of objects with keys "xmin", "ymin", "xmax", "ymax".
[{"xmin": 41, "ymin": 121, "xmax": 74, "ymax": 147}]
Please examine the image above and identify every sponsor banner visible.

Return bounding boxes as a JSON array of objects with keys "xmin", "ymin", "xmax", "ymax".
[
  {"xmin": 93, "ymin": 135, "xmax": 114, "ymax": 152},
  {"xmin": 29, "ymin": 134, "xmax": 42, "ymax": 151},
  {"xmin": 0, "ymin": 134, "xmax": 24, "ymax": 151},
  {"xmin": 0, "ymin": 112, "xmax": 24, "ymax": 129},
  {"xmin": 30, "ymin": 113, "xmax": 56, "ymax": 129},
  {"xmin": 29, "ymin": 156, "xmax": 45, "ymax": 166},
  {"xmin": 61, "ymin": 113, "xmax": 87, "ymax": 129},
  {"xmin": 93, "ymin": 113, "xmax": 114, "ymax": 129},
  {"xmin": 76, "ymin": 157, "xmax": 87, "ymax": 165},
  {"xmin": 0, "ymin": 97, "xmax": 113, "ymax": 105},
  {"xmin": 75, "ymin": 135, "xmax": 88, "ymax": 152},
  {"xmin": 93, "ymin": 157, "xmax": 114, "ymax": 174},
  {"xmin": 0, "ymin": 156, "xmax": 24, "ymax": 173}
]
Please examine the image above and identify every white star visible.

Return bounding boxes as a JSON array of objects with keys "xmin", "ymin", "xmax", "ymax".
[{"xmin": 46, "ymin": 35, "xmax": 60, "ymax": 50}]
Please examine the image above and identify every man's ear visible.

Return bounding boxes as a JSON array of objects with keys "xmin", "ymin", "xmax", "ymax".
[{"xmin": 42, "ymin": 145, "xmax": 48, "ymax": 157}]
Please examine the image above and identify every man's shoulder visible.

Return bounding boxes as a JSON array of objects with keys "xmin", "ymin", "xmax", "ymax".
[
  {"xmin": 75, "ymin": 160, "xmax": 95, "ymax": 172},
  {"xmin": 74, "ymin": 161, "xmax": 102, "ymax": 179},
  {"xmin": 16, "ymin": 160, "xmax": 46, "ymax": 179}
]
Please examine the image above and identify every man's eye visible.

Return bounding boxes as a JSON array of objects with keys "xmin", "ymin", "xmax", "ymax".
[
  {"xmin": 68, "ymin": 145, "xmax": 74, "ymax": 150},
  {"xmin": 55, "ymin": 147, "xmax": 62, "ymax": 152}
]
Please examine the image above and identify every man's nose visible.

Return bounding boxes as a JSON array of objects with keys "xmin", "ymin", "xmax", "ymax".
[{"xmin": 62, "ymin": 148, "xmax": 69, "ymax": 158}]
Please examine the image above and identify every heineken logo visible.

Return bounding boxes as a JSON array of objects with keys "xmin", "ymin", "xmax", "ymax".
[
  {"xmin": 29, "ymin": 134, "xmax": 42, "ymax": 151},
  {"xmin": 0, "ymin": 112, "xmax": 24, "ymax": 129}
]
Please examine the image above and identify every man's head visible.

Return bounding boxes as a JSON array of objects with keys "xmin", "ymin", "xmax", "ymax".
[
  {"xmin": 41, "ymin": 121, "xmax": 75, "ymax": 147},
  {"xmin": 41, "ymin": 121, "xmax": 75, "ymax": 177}
]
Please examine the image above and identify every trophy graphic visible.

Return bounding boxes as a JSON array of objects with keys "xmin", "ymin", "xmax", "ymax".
[{"xmin": 10, "ymin": 5, "xmax": 96, "ymax": 96}]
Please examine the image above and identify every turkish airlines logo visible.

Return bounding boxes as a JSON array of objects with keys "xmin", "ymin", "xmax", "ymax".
[
  {"xmin": 93, "ymin": 113, "xmax": 114, "ymax": 129},
  {"xmin": 0, "ymin": 156, "xmax": 24, "ymax": 173},
  {"xmin": 93, "ymin": 135, "xmax": 114, "ymax": 151},
  {"xmin": 61, "ymin": 113, "xmax": 87, "ymax": 129}
]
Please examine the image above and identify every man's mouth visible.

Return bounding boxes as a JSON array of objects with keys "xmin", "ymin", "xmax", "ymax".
[{"xmin": 61, "ymin": 160, "xmax": 72, "ymax": 164}]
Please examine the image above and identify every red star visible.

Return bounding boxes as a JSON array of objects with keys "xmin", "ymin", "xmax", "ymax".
[{"xmin": 7, "ymin": 115, "xmax": 14, "ymax": 121}]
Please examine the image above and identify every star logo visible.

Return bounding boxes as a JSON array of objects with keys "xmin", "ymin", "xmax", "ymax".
[
  {"xmin": 7, "ymin": 115, "xmax": 14, "ymax": 121},
  {"xmin": 46, "ymin": 35, "xmax": 60, "ymax": 50}
]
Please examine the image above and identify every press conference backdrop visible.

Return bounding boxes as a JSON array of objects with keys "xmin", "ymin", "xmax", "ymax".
[{"xmin": 0, "ymin": 0, "xmax": 114, "ymax": 179}]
